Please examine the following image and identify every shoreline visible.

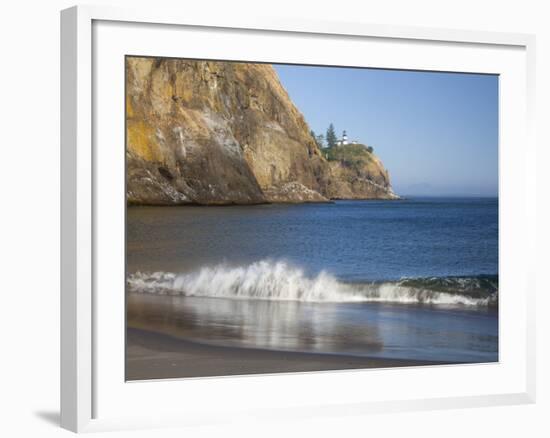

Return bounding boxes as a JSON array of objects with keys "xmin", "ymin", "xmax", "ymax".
[
  {"xmin": 126, "ymin": 196, "xmax": 502, "ymax": 208},
  {"xmin": 126, "ymin": 326, "xmax": 454, "ymax": 381},
  {"xmin": 126, "ymin": 197, "xmax": 403, "ymax": 208}
]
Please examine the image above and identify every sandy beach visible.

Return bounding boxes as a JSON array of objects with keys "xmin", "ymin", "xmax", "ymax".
[{"xmin": 126, "ymin": 327, "xmax": 450, "ymax": 381}]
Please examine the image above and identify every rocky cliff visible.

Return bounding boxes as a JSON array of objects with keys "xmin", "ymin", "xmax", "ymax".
[
  {"xmin": 126, "ymin": 57, "xmax": 397, "ymax": 205},
  {"xmin": 325, "ymin": 144, "xmax": 398, "ymax": 199}
]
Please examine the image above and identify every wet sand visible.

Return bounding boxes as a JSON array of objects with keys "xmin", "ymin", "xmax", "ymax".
[{"xmin": 126, "ymin": 327, "xmax": 450, "ymax": 381}]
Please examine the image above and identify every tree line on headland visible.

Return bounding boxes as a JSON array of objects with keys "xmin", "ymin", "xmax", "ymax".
[
  {"xmin": 310, "ymin": 123, "xmax": 374, "ymax": 154},
  {"xmin": 310, "ymin": 123, "xmax": 335, "ymax": 149}
]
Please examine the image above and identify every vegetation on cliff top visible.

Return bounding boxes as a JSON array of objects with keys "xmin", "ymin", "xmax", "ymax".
[
  {"xmin": 309, "ymin": 124, "xmax": 378, "ymax": 173},
  {"xmin": 325, "ymin": 144, "xmax": 375, "ymax": 168}
]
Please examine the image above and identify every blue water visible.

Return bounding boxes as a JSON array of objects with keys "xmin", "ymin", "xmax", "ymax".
[
  {"xmin": 127, "ymin": 197, "xmax": 498, "ymax": 282},
  {"xmin": 126, "ymin": 197, "xmax": 499, "ymax": 370}
]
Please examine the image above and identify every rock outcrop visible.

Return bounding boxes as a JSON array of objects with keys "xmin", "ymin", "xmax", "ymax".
[
  {"xmin": 325, "ymin": 144, "xmax": 399, "ymax": 200},
  {"xmin": 126, "ymin": 57, "xmax": 397, "ymax": 205}
]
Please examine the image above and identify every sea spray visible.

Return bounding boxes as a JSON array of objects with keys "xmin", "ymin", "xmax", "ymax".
[{"xmin": 127, "ymin": 260, "xmax": 498, "ymax": 306}]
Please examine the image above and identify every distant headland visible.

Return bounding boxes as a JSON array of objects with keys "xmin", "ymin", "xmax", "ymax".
[{"xmin": 126, "ymin": 58, "xmax": 399, "ymax": 205}]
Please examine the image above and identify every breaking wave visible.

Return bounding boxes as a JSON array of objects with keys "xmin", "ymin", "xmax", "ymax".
[{"xmin": 127, "ymin": 260, "xmax": 498, "ymax": 307}]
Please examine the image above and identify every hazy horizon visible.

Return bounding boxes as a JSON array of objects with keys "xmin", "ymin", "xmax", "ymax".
[{"xmin": 274, "ymin": 64, "xmax": 498, "ymax": 197}]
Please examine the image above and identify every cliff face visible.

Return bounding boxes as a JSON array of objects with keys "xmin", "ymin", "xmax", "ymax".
[{"xmin": 126, "ymin": 57, "xmax": 397, "ymax": 205}]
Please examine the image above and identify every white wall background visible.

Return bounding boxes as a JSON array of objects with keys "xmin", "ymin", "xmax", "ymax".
[{"xmin": 0, "ymin": 0, "xmax": 547, "ymax": 436}]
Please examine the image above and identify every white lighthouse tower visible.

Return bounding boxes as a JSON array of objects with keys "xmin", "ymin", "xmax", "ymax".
[
  {"xmin": 336, "ymin": 130, "xmax": 352, "ymax": 146},
  {"xmin": 342, "ymin": 130, "xmax": 348, "ymax": 145}
]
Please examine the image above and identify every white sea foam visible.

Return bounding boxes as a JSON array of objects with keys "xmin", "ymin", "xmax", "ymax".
[{"xmin": 127, "ymin": 260, "xmax": 497, "ymax": 306}]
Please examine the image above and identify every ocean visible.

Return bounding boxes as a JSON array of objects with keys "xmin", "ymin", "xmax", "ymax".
[{"xmin": 126, "ymin": 198, "xmax": 498, "ymax": 364}]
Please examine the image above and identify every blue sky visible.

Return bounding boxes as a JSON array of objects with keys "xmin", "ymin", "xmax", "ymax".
[{"xmin": 274, "ymin": 64, "xmax": 498, "ymax": 196}]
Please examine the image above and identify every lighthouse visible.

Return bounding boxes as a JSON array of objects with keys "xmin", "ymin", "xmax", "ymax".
[{"xmin": 336, "ymin": 130, "xmax": 351, "ymax": 146}]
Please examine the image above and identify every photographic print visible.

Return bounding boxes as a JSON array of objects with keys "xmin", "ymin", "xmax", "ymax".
[{"xmin": 125, "ymin": 56, "xmax": 498, "ymax": 380}]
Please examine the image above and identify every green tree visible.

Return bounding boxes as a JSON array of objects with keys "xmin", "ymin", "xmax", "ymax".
[
  {"xmin": 310, "ymin": 129, "xmax": 326, "ymax": 149},
  {"xmin": 326, "ymin": 123, "xmax": 337, "ymax": 148},
  {"xmin": 316, "ymin": 134, "xmax": 325, "ymax": 148}
]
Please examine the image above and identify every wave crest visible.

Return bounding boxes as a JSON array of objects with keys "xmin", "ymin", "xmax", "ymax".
[{"xmin": 127, "ymin": 260, "xmax": 498, "ymax": 306}]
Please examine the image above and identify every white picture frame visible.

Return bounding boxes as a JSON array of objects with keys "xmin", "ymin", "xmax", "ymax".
[{"xmin": 60, "ymin": 4, "xmax": 536, "ymax": 433}]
